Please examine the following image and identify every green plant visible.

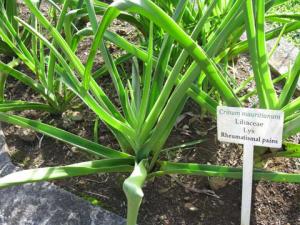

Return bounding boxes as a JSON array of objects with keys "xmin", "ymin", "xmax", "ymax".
[
  {"xmin": 0, "ymin": 0, "xmax": 18, "ymax": 55},
  {"xmin": 98, "ymin": 0, "xmax": 300, "ymax": 162},
  {"xmin": 0, "ymin": 1, "xmax": 299, "ymax": 225},
  {"xmin": 267, "ymin": 0, "xmax": 300, "ymax": 46},
  {"xmin": 0, "ymin": 0, "xmax": 18, "ymax": 103},
  {"xmin": 0, "ymin": 0, "xmax": 73, "ymax": 112},
  {"xmin": 0, "ymin": 0, "xmax": 139, "ymax": 113}
]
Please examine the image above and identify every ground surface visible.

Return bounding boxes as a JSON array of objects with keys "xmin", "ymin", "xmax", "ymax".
[
  {"xmin": 2, "ymin": 95, "xmax": 300, "ymax": 225},
  {"xmin": 1, "ymin": 1, "xmax": 300, "ymax": 225}
]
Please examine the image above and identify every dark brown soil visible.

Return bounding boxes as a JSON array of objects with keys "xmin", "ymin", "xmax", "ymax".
[
  {"xmin": 1, "ymin": 2, "xmax": 300, "ymax": 225},
  {"xmin": 2, "ymin": 96, "xmax": 300, "ymax": 225}
]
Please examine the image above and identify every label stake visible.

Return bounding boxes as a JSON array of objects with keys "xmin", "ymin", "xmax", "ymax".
[
  {"xmin": 217, "ymin": 106, "xmax": 284, "ymax": 225},
  {"xmin": 241, "ymin": 143, "xmax": 254, "ymax": 225}
]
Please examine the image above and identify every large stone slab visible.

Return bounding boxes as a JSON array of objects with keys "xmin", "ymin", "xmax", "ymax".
[
  {"xmin": 266, "ymin": 38, "xmax": 300, "ymax": 92},
  {"xmin": 0, "ymin": 129, "xmax": 126, "ymax": 225},
  {"xmin": 241, "ymin": 29, "xmax": 300, "ymax": 91},
  {"xmin": 267, "ymin": 38, "xmax": 299, "ymax": 75}
]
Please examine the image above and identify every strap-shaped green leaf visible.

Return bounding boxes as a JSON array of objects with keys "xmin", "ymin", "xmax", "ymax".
[
  {"xmin": 243, "ymin": 0, "xmax": 278, "ymax": 109},
  {"xmin": 153, "ymin": 161, "xmax": 300, "ymax": 183},
  {"xmin": 0, "ymin": 101, "xmax": 55, "ymax": 113},
  {"xmin": 22, "ymin": 0, "xmax": 125, "ymax": 123},
  {"xmin": 85, "ymin": 0, "xmax": 240, "ymax": 108},
  {"xmin": 266, "ymin": 13, "xmax": 300, "ymax": 23},
  {"xmin": 230, "ymin": 21, "xmax": 300, "ymax": 58},
  {"xmin": 274, "ymin": 142, "xmax": 300, "ymax": 158},
  {"xmin": 283, "ymin": 115, "xmax": 300, "ymax": 138},
  {"xmin": 0, "ymin": 61, "xmax": 57, "ymax": 105},
  {"xmin": 0, "ymin": 113, "xmax": 131, "ymax": 159},
  {"xmin": 16, "ymin": 16, "xmax": 134, "ymax": 137},
  {"xmin": 0, "ymin": 158, "xmax": 134, "ymax": 188},
  {"xmin": 150, "ymin": 0, "xmax": 188, "ymax": 105},
  {"xmin": 283, "ymin": 97, "xmax": 300, "ymax": 117},
  {"xmin": 278, "ymin": 52, "xmax": 300, "ymax": 108},
  {"xmin": 123, "ymin": 160, "xmax": 147, "ymax": 225},
  {"xmin": 47, "ymin": 0, "xmax": 71, "ymax": 93}
]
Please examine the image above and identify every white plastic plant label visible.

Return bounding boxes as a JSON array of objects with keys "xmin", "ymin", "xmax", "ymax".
[{"xmin": 217, "ymin": 106, "xmax": 284, "ymax": 148}]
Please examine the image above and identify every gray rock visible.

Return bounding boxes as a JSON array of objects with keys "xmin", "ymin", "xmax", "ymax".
[
  {"xmin": 0, "ymin": 129, "xmax": 126, "ymax": 225},
  {"xmin": 266, "ymin": 38, "xmax": 300, "ymax": 92},
  {"xmin": 267, "ymin": 38, "xmax": 299, "ymax": 74},
  {"xmin": 241, "ymin": 30, "xmax": 300, "ymax": 92}
]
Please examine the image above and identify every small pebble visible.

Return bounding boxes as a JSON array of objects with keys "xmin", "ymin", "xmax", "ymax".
[
  {"xmin": 209, "ymin": 177, "xmax": 228, "ymax": 191},
  {"xmin": 62, "ymin": 110, "xmax": 83, "ymax": 121},
  {"xmin": 16, "ymin": 127, "xmax": 36, "ymax": 142},
  {"xmin": 184, "ymin": 202, "xmax": 198, "ymax": 211}
]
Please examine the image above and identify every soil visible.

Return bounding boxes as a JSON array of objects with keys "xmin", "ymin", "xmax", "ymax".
[
  {"xmin": 2, "ymin": 88, "xmax": 300, "ymax": 225},
  {"xmin": 1, "ymin": 2, "xmax": 300, "ymax": 225},
  {"xmin": 3, "ymin": 101, "xmax": 300, "ymax": 225}
]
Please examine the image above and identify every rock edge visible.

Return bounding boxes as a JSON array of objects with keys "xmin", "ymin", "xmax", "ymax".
[{"xmin": 0, "ymin": 128, "xmax": 126, "ymax": 225}]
